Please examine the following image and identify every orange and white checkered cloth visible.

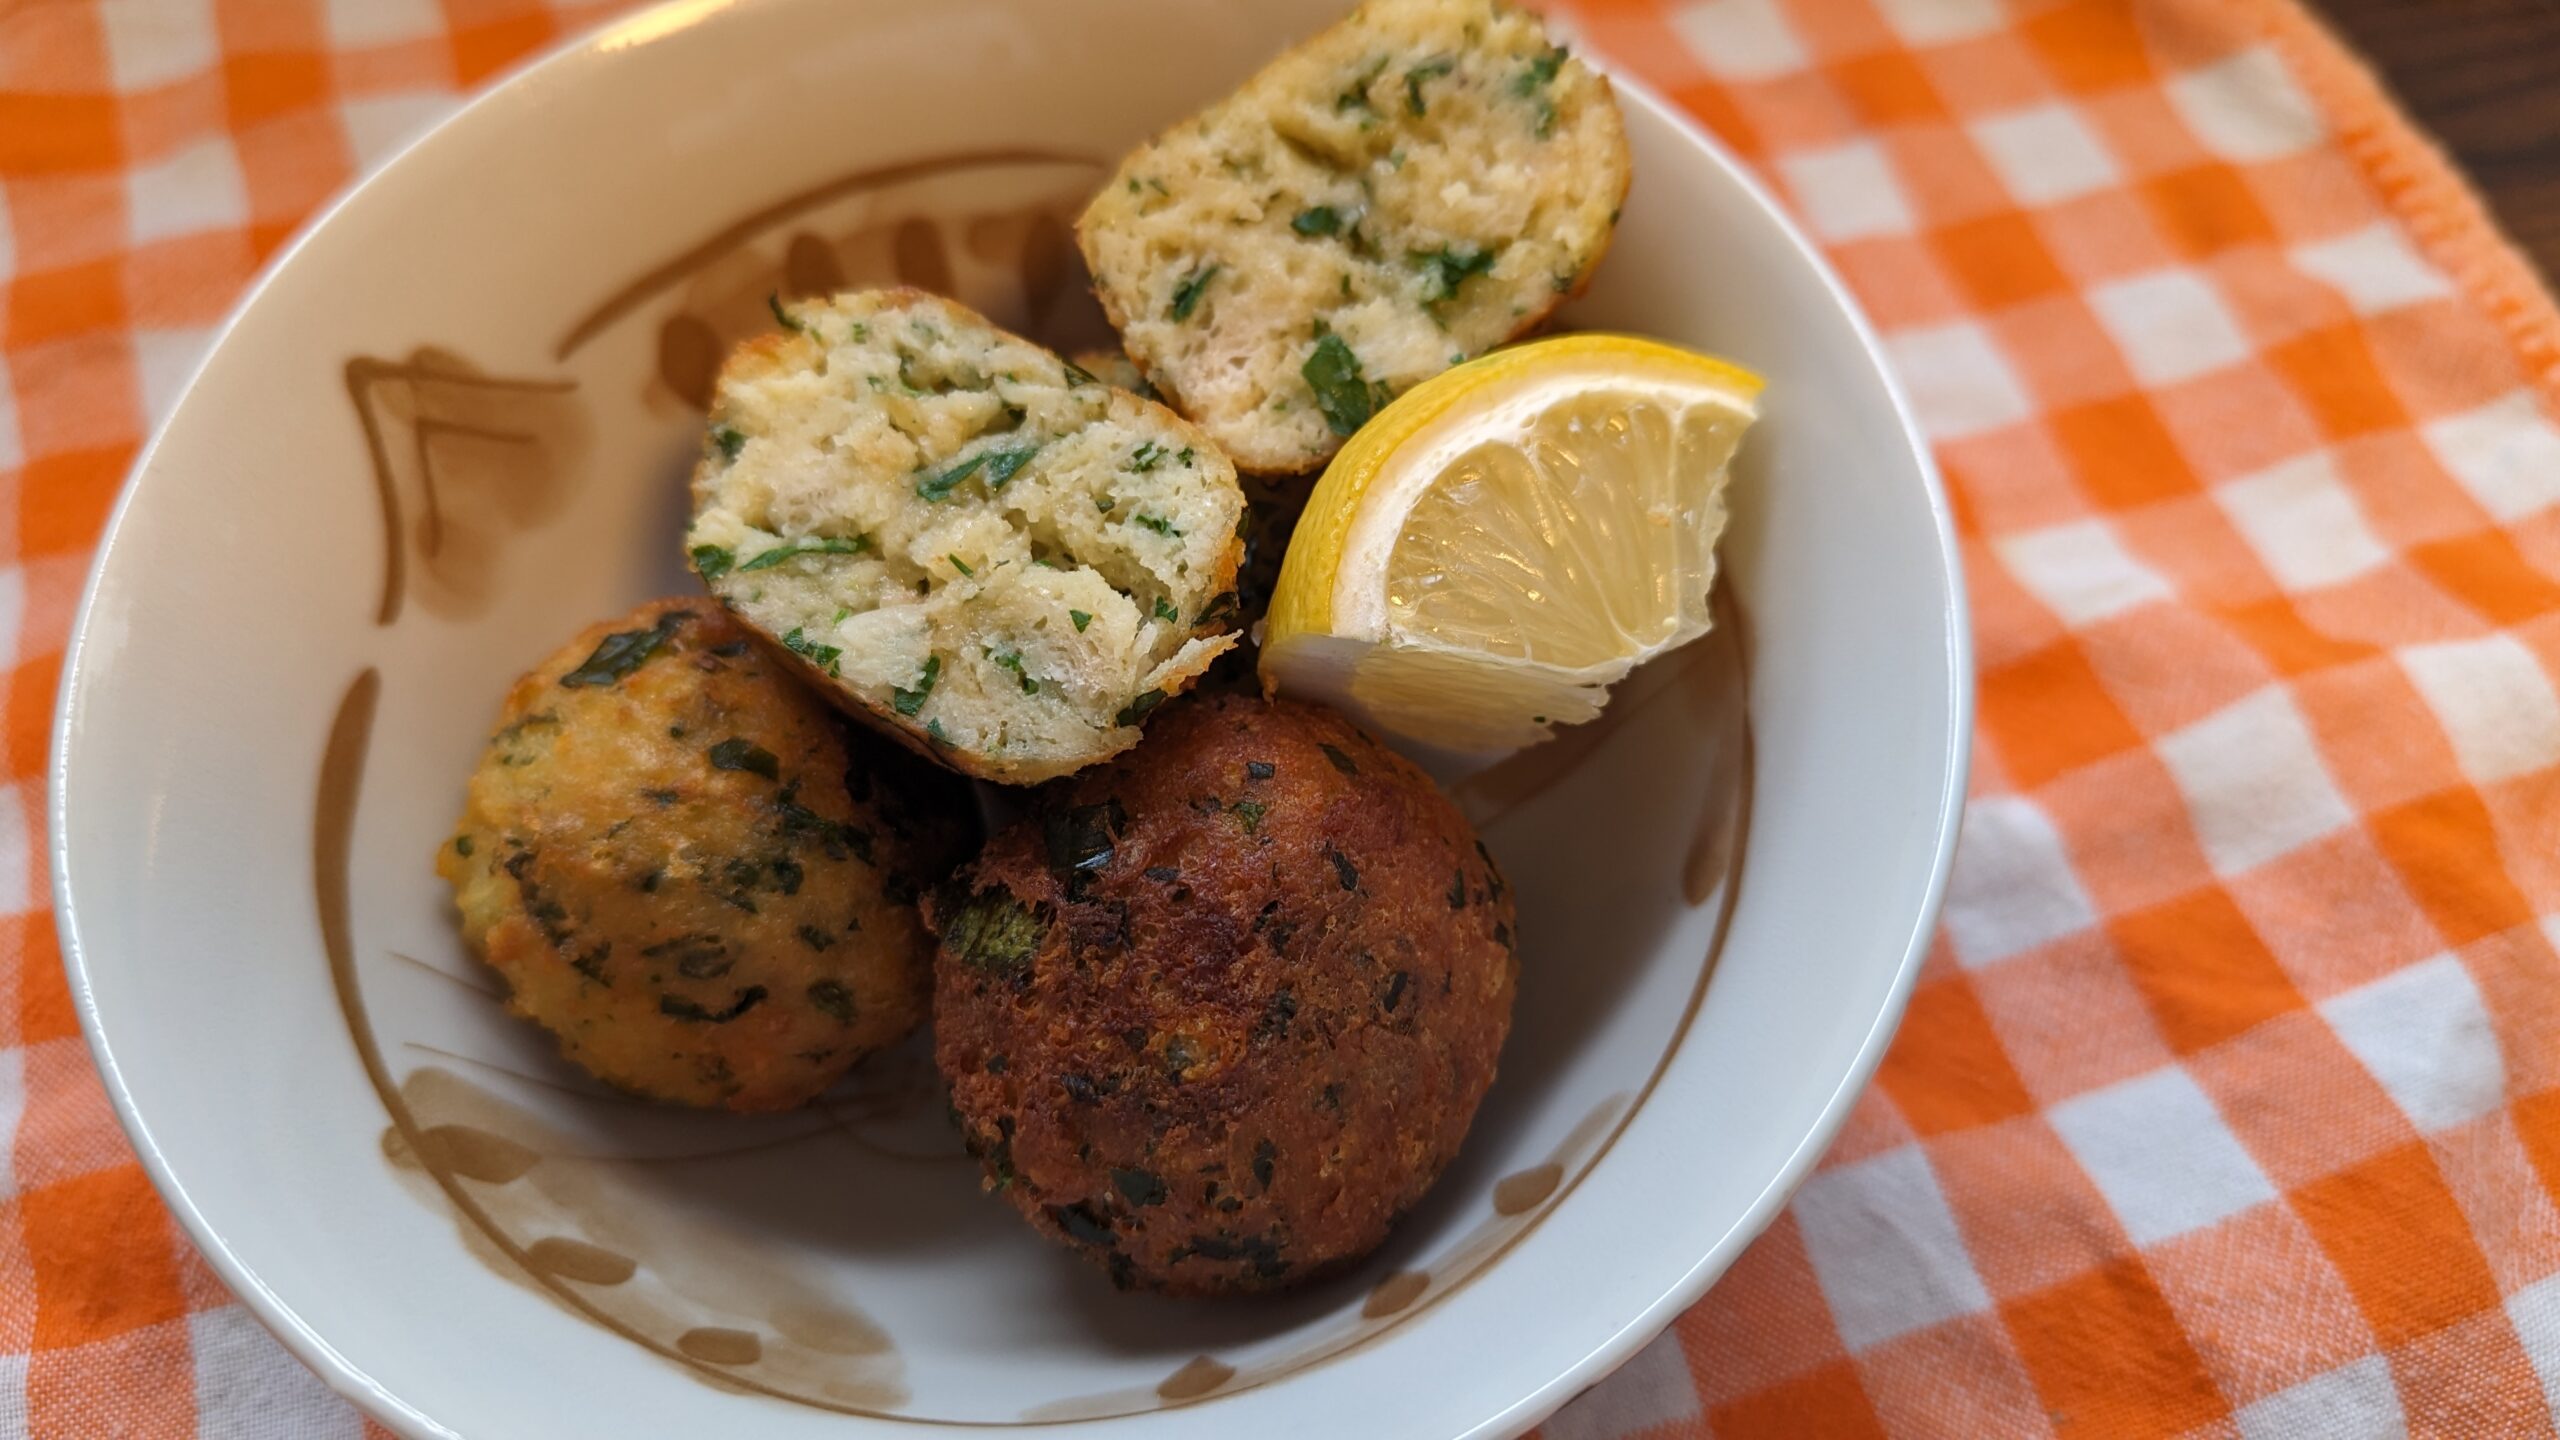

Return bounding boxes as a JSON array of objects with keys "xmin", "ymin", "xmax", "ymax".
[{"xmin": 6, "ymin": 0, "xmax": 2560, "ymax": 1435}]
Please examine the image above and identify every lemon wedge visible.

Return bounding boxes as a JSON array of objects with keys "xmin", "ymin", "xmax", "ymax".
[{"xmin": 1261, "ymin": 334, "xmax": 1761, "ymax": 759}]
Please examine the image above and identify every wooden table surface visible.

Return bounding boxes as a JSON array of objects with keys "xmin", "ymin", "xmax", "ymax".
[{"xmin": 2316, "ymin": 0, "xmax": 2560, "ymax": 282}]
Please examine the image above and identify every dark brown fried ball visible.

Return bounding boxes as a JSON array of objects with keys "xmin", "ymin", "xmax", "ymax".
[
  {"xmin": 440, "ymin": 597, "xmax": 975, "ymax": 1111},
  {"xmin": 930, "ymin": 693, "xmax": 1517, "ymax": 1294}
]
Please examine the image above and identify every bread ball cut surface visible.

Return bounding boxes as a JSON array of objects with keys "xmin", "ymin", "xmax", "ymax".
[
  {"xmin": 687, "ymin": 289, "xmax": 1248, "ymax": 785},
  {"xmin": 1077, "ymin": 0, "xmax": 1629, "ymax": 474}
]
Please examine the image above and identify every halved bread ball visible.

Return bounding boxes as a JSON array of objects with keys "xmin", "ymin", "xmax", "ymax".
[
  {"xmin": 1078, "ymin": 0, "xmax": 1631, "ymax": 474},
  {"xmin": 686, "ymin": 289, "xmax": 1249, "ymax": 784}
]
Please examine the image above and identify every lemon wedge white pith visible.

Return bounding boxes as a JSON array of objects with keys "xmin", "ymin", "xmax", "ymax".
[{"xmin": 1260, "ymin": 334, "xmax": 1761, "ymax": 757}]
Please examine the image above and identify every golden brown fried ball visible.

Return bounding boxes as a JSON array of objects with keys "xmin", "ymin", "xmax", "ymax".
[
  {"xmin": 930, "ymin": 694, "xmax": 1517, "ymax": 1293},
  {"xmin": 440, "ymin": 597, "xmax": 975, "ymax": 1111}
]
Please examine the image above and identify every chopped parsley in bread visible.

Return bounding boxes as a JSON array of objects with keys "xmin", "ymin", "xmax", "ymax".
[
  {"xmin": 1078, "ymin": 0, "xmax": 1630, "ymax": 474},
  {"xmin": 686, "ymin": 289, "xmax": 1247, "ymax": 784}
]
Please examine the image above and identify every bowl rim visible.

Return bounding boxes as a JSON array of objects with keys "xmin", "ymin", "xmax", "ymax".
[{"xmin": 47, "ymin": 5, "xmax": 1975, "ymax": 1436}]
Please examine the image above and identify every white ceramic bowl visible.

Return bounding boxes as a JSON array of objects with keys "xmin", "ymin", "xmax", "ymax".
[{"xmin": 51, "ymin": 2, "xmax": 1970, "ymax": 1436}]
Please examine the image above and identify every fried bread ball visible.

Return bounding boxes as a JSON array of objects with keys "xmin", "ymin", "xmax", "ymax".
[
  {"xmin": 931, "ymin": 694, "xmax": 1516, "ymax": 1292},
  {"xmin": 684, "ymin": 289, "xmax": 1248, "ymax": 784},
  {"xmin": 440, "ymin": 597, "xmax": 975, "ymax": 1111},
  {"xmin": 1078, "ymin": 0, "xmax": 1629, "ymax": 473}
]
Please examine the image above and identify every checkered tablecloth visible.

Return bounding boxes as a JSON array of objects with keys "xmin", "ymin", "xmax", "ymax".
[{"xmin": 7, "ymin": 0, "xmax": 2560, "ymax": 1435}]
